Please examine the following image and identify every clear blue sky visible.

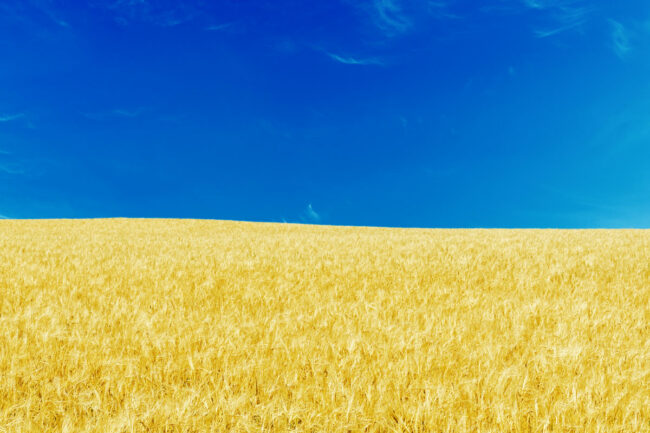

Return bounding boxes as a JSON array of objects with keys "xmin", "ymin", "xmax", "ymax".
[{"xmin": 1, "ymin": 0, "xmax": 649, "ymax": 227}]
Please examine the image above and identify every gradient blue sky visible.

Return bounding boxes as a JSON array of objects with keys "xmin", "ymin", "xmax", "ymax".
[{"xmin": 1, "ymin": 0, "xmax": 649, "ymax": 227}]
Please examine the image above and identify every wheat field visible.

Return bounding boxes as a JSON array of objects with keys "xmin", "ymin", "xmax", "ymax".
[{"xmin": 0, "ymin": 219, "xmax": 648, "ymax": 432}]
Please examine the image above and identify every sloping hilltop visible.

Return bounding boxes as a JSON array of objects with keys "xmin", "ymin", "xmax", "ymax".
[{"xmin": 0, "ymin": 219, "xmax": 648, "ymax": 432}]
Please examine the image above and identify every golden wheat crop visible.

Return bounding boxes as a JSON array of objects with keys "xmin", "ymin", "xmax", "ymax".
[{"xmin": 0, "ymin": 219, "xmax": 648, "ymax": 432}]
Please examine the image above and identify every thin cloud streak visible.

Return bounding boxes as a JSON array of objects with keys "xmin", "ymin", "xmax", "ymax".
[
  {"xmin": 105, "ymin": 0, "xmax": 200, "ymax": 27},
  {"xmin": 0, "ymin": 163, "xmax": 24, "ymax": 175},
  {"xmin": 373, "ymin": 0, "xmax": 412, "ymax": 34},
  {"xmin": 303, "ymin": 203, "xmax": 321, "ymax": 223},
  {"xmin": 500, "ymin": 1, "xmax": 596, "ymax": 39},
  {"xmin": 427, "ymin": 1, "xmax": 459, "ymax": 20},
  {"xmin": 0, "ymin": 113, "xmax": 25, "ymax": 122},
  {"xmin": 0, "ymin": 1, "xmax": 70, "ymax": 30},
  {"xmin": 534, "ymin": 19, "xmax": 585, "ymax": 38},
  {"xmin": 83, "ymin": 108, "xmax": 144, "ymax": 120},
  {"xmin": 523, "ymin": 0, "xmax": 544, "ymax": 8},
  {"xmin": 112, "ymin": 108, "xmax": 144, "ymax": 118},
  {"xmin": 205, "ymin": 22, "xmax": 234, "ymax": 31},
  {"xmin": 610, "ymin": 20, "xmax": 631, "ymax": 58},
  {"xmin": 327, "ymin": 53, "xmax": 383, "ymax": 66},
  {"xmin": 538, "ymin": 11, "xmax": 592, "ymax": 37}
]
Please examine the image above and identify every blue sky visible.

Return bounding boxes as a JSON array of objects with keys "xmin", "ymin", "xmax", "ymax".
[{"xmin": 1, "ymin": 0, "xmax": 649, "ymax": 227}]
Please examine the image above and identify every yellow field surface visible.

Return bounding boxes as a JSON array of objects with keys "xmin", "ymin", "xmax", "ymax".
[{"xmin": 0, "ymin": 219, "xmax": 648, "ymax": 432}]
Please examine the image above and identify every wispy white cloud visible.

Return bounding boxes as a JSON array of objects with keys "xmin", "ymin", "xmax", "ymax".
[
  {"xmin": 37, "ymin": 4, "xmax": 70, "ymax": 28},
  {"xmin": 205, "ymin": 22, "xmax": 234, "ymax": 32},
  {"xmin": 357, "ymin": 0, "xmax": 456, "ymax": 37},
  {"xmin": 0, "ymin": 162, "xmax": 24, "ymax": 175},
  {"xmin": 427, "ymin": 1, "xmax": 459, "ymax": 20},
  {"xmin": 521, "ymin": 0, "xmax": 579, "ymax": 10},
  {"xmin": 272, "ymin": 38, "xmax": 300, "ymax": 55},
  {"xmin": 105, "ymin": 0, "xmax": 199, "ymax": 27},
  {"xmin": 523, "ymin": 0, "xmax": 547, "ymax": 9},
  {"xmin": 327, "ymin": 52, "xmax": 383, "ymax": 66},
  {"xmin": 527, "ymin": 2, "xmax": 593, "ymax": 38},
  {"xmin": 0, "ymin": 1, "xmax": 70, "ymax": 30},
  {"xmin": 112, "ymin": 108, "xmax": 144, "ymax": 118},
  {"xmin": 373, "ymin": 0, "xmax": 412, "ymax": 34},
  {"xmin": 610, "ymin": 20, "xmax": 631, "ymax": 58},
  {"xmin": 0, "ymin": 146, "xmax": 21, "ymax": 175},
  {"xmin": 0, "ymin": 113, "xmax": 25, "ymax": 122},
  {"xmin": 534, "ymin": 19, "xmax": 584, "ymax": 38},
  {"xmin": 476, "ymin": 1, "xmax": 595, "ymax": 39},
  {"xmin": 517, "ymin": 2, "xmax": 633, "ymax": 57},
  {"xmin": 83, "ymin": 108, "xmax": 144, "ymax": 120},
  {"xmin": 53, "ymin": 18, "xmax": 69, "ymax": 27},
  {"xmin": 302, "ymin": 203, "xmax": 321, "ymax": 223}
]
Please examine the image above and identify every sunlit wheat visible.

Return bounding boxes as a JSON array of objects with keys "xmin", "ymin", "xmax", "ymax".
[{"xmin": 0, "ymin": 219, "xmax": 648, "ymax": 432}]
